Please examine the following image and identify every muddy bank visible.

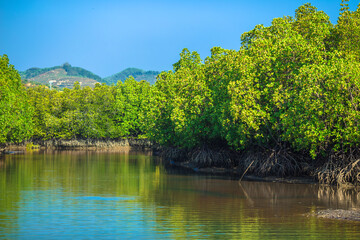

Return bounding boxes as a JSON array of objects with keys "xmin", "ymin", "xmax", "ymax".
[
  {"xmin": 316, "ymin": 209, "xmax": 360, "ymax": 221},
  {"xmin": 304, "ymin": 185, "xmax": 360, "ymax": 221},
  {"xmin": 4, "ymin": 138, "xmax": 158, "ymax": 151}
]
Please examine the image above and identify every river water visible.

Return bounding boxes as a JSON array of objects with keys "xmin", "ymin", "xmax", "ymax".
[{"xmin": 0, "ymin": 150, "xmax": 359, "ymax": 239}]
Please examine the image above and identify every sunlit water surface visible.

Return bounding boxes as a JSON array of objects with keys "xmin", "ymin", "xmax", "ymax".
[{"xmin": 0, "ymin": 150, "xmax": 359, "ymax": 239}]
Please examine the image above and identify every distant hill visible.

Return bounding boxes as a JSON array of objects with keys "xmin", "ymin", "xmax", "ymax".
[
  {"xmin": 20, "ymin": 64, "xmax": 160, "ymax": 89},
  {"xmin": 103, "ymin": 68, "xmax": 160, "ymax": 85},
  {"xmin": 20, "ymin": 63, "xmax": 102, "ymax": 89},
  {"xmin": 20, "ymin": 66, "xmax": 60, "ymax": 79}
]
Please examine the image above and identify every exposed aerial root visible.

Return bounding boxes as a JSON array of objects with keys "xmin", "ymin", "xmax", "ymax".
[
  {"xmin": 161, "ymin": 147, "xmax": 188, "ymax": 162},
  {"xmin": 161, "ymin": 144, "xmax": 360, "ymax": 186},
  {"xmin": 189, "ymin": 146, "xmax": 233, "ymax": 168},
  {"xmin": 161, "ymin": 145, "xmax": 236, "ymax": 167},
  {"xmin": 316, "ymin": 149, "xmax": 360, "ymax": 186},
  {"xmin": 317, "ymin": 157, "xmax": 360, "ymax": 187},
  {"xmin": 338, "ymin": 160, "xmax": 360, "ymax": 186},
  {"xmin": 239, "ymin": 147, "xmax": 312, "ymax": 177}
]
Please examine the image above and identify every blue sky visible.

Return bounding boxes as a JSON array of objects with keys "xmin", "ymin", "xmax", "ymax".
[{"xmin": 0, "ymin": 0, "xmax": 358, "ymax": 77}]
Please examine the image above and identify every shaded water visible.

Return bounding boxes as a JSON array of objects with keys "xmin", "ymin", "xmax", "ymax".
[{"xmin": 0, "ymin": 150, "xmax": 359, "ymax": 239}]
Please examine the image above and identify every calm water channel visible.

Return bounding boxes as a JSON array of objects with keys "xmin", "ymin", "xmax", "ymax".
[{"xmin": 0, "ymin": 150, "xmax": 359, "ymax": 239}]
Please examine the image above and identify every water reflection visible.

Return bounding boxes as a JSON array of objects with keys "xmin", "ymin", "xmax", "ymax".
[
  {"xmin": 317, "ymin": 186, "xmax": 360, "ymax": 209},
  {"xmin": 0, "ymin": 159, "xmax": 4, "ymax": 169},
  {"xmin": 0, "ymin": 150, "xmax": 359, "ymax": 239}
]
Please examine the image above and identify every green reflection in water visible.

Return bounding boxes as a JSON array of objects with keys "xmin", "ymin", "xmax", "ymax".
[{"xmin": 0, "ymin": 150, "xmax": 359, "ymax": 239}]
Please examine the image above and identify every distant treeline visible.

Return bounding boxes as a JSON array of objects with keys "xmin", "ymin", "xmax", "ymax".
[{"xmin": 2, "ymin": 2, "xmax": 360, "ymax": 162}]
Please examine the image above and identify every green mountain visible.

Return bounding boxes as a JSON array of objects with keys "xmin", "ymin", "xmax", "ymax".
[
  {"xmin": 103, "ymin": 68, "xmax": 160, "ymax": 85},
  {"xmin": 20, "ymin": 64, "xmax": 160, "ymax": 89},
  {"xmin": 20, "ymin": 63, "xmax": 102, "ymax": 89},
  {"xmin": 20, "ymin": 66, "xmax": 60, "ymax": 79}
]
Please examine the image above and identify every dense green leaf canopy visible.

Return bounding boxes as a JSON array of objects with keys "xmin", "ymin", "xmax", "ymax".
[{"xmin": 0, "ymin": 55, "xmax": 33, "ymax": 144}]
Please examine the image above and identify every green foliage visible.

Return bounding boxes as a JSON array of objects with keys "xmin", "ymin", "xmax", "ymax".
[
  {"xmin": 280, "ymin": 54, "xmax": 360, "ymax": 157},
  {"xmin": 27, "ymin": 82, "xmax": 119, "ymax": 140},
  {"xmin": 206, "ymin": 47, "xmax": 265, "ymax": 149},
  {"xmin": 146, "ymin": 49, "xmax": 214, "ymax": 148},
  {"xmin": 26, "ymin": 86, "xmax": 61, "ymax": 139},
  {"xmin": 332, "ymin": 1, "xmax": 360, "ymax": 59},
  {"xmin": 115, "ymin": 77, "xmax": 153, "ymax": 137},
  {"xmin": 293, "ymin": 3, "xmax": 333, "ymax": 48},
  {"xmin": 26, "ymin": 78, "xmax": 153, "ymax": 140},
  {"xmin": 0, "ymin": 55, "xmax": 33, "ymax": 143},
  {"xmin": 145, "ymin": 71, "xmax": 177, "ymax": 146}
]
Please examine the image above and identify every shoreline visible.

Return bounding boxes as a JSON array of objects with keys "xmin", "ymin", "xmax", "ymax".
[
  {"xmin": 2, "ymin": 140, "xmax": 317, "ymax": 185},
  {"xmin": 2, "ymin": 140, "xmax": 360, "ymax": 188},
  {"xmin": 2, "ymin": 138, "xmax": 157, "ymax": 151}
]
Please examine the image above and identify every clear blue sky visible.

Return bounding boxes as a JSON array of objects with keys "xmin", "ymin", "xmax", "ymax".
[{"xmin": 0, "ymin": 0, "xmax": 358, "ymax": 77}]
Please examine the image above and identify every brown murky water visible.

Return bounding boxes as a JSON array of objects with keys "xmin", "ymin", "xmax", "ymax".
[{"xmin": 0, "ymin": 150, "xmax": 359, "ymax": 239}]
